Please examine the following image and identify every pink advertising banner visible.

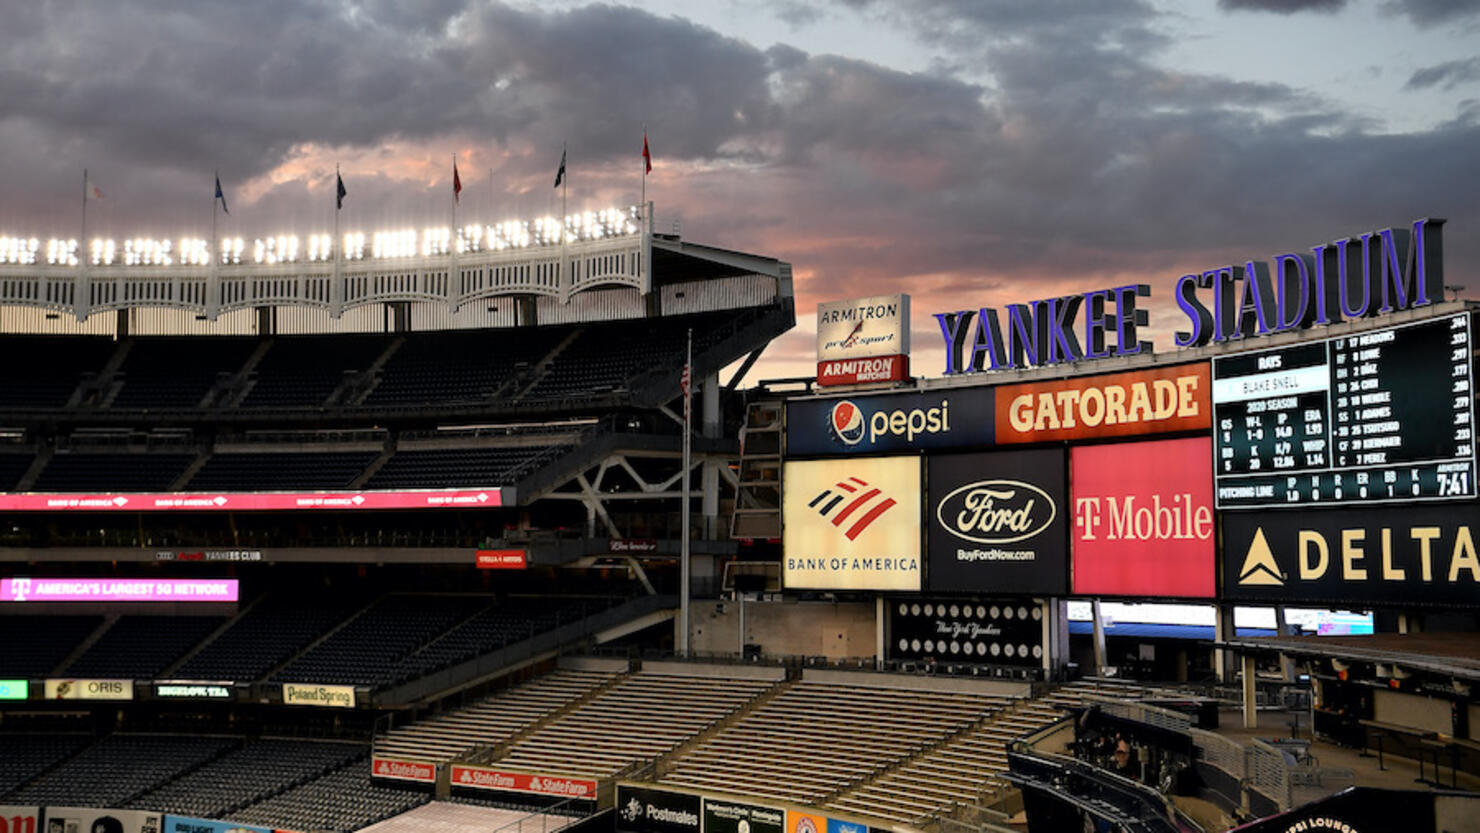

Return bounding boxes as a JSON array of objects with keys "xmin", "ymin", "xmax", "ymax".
[
  {"xmin": 1, "ymin": 578, "xmax": 239, "ymax": 602},
  {"xmin": 0, "ymin": 488, "xmax": 506, "ymax": 512}
]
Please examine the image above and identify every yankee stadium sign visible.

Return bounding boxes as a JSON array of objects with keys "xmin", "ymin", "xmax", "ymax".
[{"xmin": 934, "ymin": 219, "xmax": 1445, "ymax": 375}]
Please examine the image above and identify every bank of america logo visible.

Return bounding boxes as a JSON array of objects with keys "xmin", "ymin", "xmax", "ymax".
[{"xmin": 808, "ymin": 476, "xmax": 897, "ymax": 540}]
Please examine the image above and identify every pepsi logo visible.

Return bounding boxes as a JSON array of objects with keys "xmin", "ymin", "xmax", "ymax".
[{"xmin": 829, "ymin": 400, "xmax": 866, "ymax": 445}]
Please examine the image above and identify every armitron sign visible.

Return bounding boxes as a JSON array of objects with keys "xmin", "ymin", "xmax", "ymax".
[
  {"xmin": 816, "ymin": 294, "xmax": 910, "ymax": 386},
  {"xmin": 1222, "ymin": 504, "xmax": 1479, "ymax": 606}
]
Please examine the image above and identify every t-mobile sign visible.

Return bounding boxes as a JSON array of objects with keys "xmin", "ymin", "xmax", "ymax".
[
  {"xmin": 1071, "ymin": 436, "xmax": 1215, "ymax": 598},
  {"xmin": 1, "ymin": 577, "xmax": 239, "ymax": 602}
]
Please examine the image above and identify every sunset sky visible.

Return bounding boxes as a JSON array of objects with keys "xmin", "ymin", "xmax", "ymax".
[{"xmin": 0, "ymin": 0, "xmax": 1476, "ymax": 379}]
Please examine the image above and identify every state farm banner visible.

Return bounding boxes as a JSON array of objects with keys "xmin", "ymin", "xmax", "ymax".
[
  {"xmin": 1222, "ymin": 503, "xmax": 1480, "ymax": 606},
  {"xmin": 995, "ymin": 363, "xmax": 1210, "ymax": 443},
  {"xmin": 281, "ymin": 683, "xmax": 355, "ymax": 708},
  {"xmin": 615, "ymin": 784, "xmax": 701, "ymax": 833},
  {"xmin": 889, "ymin": 598, "xmax": 1044, "ymax": 667},
  {"xmin": 786, "ymin": 387, "xmax": 995, "ymax": 456},
  {"xmin": 163, "ymin": 816, "xmax": 273, "ymax": 833},
  {"xmin": 816, "ymin": 294, "xmax": 910, "ymax": 386},
  {"xmin": 1071, "ymin": 437, "xmax": 1215, "ymax": 598},
  {"xmin": 44, "ymin": 679, "xmax": 134, "ymax": 701},
  {"xmin": 926, "ymin": 449, "xmax": 1068, "ymax": 594},
  {"xmin": 783, "ymin": 456, "xmax": 921, "ymax": 591},
  {"xmin": 0, "ymin": 806, "xmax": 41, "ymax": 833},
  {"xmin": 43, "ymin": 808, "xmax": 162, "ymax": 833},
  {"xmin": 371, "ymin": 757, "xmax": 437, "ymax": 784},
  {"xmin": 703, "ymin": 799, "xmax": 783, "ymax": 833},
  {"xmin": 449, "ymin": 765, "xmax": 596, "ymax": 799}
]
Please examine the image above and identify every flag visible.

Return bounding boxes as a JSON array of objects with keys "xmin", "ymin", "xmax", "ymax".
[
  {"xmin": 336, "ymin": 173, "xmax": 347, "ymax": 209},
  {"xmin": 643, "ymin": 134, "xmax": 652, "ymax": 175},
  {"xmin": 680, "ymin": 362, "xmax": 690, "ymax": 398},
  {"xmin": 453, "ymin": 160, "xmax": 462, "ymax": 203},
  {"xmin": 553, "ymin": 147, "xmax": 566, "ymax": 189},
  {"xmin": 215, "ymin": 174, "xmax": 229, "ymax": 214},
  {"xmin": 86, "ymin": 176, "xmax": 104, "ymax": 201},
  {"xmin": 681, "ymin": 361, "xmax": 691, "ymax": 423}
]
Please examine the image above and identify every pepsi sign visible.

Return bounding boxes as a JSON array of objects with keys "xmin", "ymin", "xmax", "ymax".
[{"xmin": 787, "ymin": 388, "xmax": 995, "ymax": 456}]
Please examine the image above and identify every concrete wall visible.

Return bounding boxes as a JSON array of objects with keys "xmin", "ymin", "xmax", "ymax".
[{"xmin": 690, "ymin": 598, "xmax": 876, "ymax": 659}]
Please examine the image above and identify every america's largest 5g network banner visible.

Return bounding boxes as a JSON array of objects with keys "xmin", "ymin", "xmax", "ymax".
[{"xmin": 1212, "ymin": 313, "xmax": 1475, "ymax": 508}]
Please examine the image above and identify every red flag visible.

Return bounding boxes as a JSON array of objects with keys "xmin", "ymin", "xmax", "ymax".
[
  {"xmin": 453, "ymin": 161, "xmax": 462, "ymax": 203},
  {"xmin": 642, "ymin": 134, "xmax": 652, "ymax": 175}
]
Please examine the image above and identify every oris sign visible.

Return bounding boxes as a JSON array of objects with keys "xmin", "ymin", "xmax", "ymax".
[
  {"xmin": 927, "ymin": 449, "xmax": 1068, "ymax": 594},
  {"xmin": 1071, "ymin": 437, "xmax": 1216, "ymax": 598}
]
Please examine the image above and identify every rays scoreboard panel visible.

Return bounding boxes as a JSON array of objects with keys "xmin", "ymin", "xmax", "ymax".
[{"xmin": 1212, "ymin": 313, "xmax": 1475, "ymax": 508}]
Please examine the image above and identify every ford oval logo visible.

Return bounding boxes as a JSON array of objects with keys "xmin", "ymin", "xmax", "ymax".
[{"xmin": 936, "ymin": 479, "xmax": 1056, "ymax": 544}]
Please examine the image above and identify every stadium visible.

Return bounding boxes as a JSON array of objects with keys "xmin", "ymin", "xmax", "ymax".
[{"xmin": 0, "ymin": 202, "xmax": 1477, "ymax": 833}]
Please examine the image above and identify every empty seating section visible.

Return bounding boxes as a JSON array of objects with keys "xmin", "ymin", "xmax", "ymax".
[
  {"xmin": 658, "ymin": 679, "xmax": 1011, "ymax": 807},
  {"xmin": 34, "ymin": 451, "xmax": 195, "ymax": 491},
  {"xmin": 6, "ymin": 733, "xmax": 238, "ymax": 806},
  {"xmin": 64, "ymin": 615, "xmax": 224, "ymax": 678},
  {"xmin": 186, "ymin": 451, "xmax": 379, "ymax": 491},
  {"xmin": 492, "ymin": 670, "xmax": 775, "ymax": 778},
  {"xmin": 126, "ymin": 738, "xmax": 364, "ymax": 818},
  {"xmin": 111, "ymin": 337, "xmax": 256, "ymax": 409},
  {"xmin": 0, "ymin": 733, "xmax": 93, "ymax": 797},
  {"xmin": 0, "ymin": 335, "xmax": 114, "ymax": 407},
  {"xmin": 825, "ymin": 679, "xmax": 1187, "ymax": 824},
  {"xmin": 226, "ymin": 759, "xmax": 429, "ymax": 833},
  {"xmin": 174, "ymin": 596, "xmax": 365, "ymax": 682},
  {"xmin": 385, "ymin": 597, "xmax": 612, "ymax": 684},
  {"xmin": 274, "ymin": 595, "xmax": 491, "ymax": 687},
  {"xmin": 375, "ymin": 667, "xmax": 621, "ymax": 763},
  {"xmin": 355, "ymin": 801, "xmax": 577, "ymax": 833},
  {"xmin": 241, "ymin": 335, "xmax": 386, "ymax": 407},
  {"xmin": 366, "ymin": 446, "xmax": 559, "ymax": 489},
  {"xmin": 0, "ymin": 614, "xmax": 101, "ymax": 676},
  {"xmin": 363, "ymin": 329, "xmax": 561, "ymax": 407},
  {"xmin": 0, "ymin": 452, "xmax": 34, "ymax": 489}
]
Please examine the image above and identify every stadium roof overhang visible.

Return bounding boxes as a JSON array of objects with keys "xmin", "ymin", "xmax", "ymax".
[{"xmin": 1216, "ymin": 633, "xmax": 1480, "ymax": 685}]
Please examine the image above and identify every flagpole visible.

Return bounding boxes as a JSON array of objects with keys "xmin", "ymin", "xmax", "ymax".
[
  {"xmin": 560, "ymin": 142, "xmax": 568, "ymax": 295},
  {"xmin": 680, "ymin": 327, "xmax": 692, "ymax": 656},
  {"xmin": 80, "ymin": 168, "xmax": 88, "ymax": 267},
  {"xmin": 333, "ymin": 164, "xmax": 342, "ymax": 317},
  {"xmin": 640, "ymin": 124, "xmax": 646, "ymax": 220},
  {"xmin": 211, "ymin": 170, "xmax": 219, "ymax": 269}
]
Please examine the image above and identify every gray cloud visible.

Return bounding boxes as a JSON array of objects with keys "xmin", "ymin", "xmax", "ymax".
[
  {"xmin": 1407, "ymin": 58, "xmax": 1480, "ymax": 89},
  {"xmin": 1383, "ymin": 0, "xmax": 1480, "ymax": 25},
  {"xmin": 1217, "ymin": 0, "xmax": 1347, "ymax": 13}
]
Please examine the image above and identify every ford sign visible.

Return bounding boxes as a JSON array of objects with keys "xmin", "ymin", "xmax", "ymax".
[{"xmin": 936, "ymin": 480, "xmax": 1056, "ymax": 544}]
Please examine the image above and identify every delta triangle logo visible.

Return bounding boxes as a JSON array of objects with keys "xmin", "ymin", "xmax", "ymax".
[{"xmin": 1238, "ymin": 528, "xmax": 1285, "ymax": 586}]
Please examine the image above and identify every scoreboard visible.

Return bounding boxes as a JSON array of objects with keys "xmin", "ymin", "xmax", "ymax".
[{"xmin": 1212, "ymin": 313, "xmax": 1475, "ymax": 508}]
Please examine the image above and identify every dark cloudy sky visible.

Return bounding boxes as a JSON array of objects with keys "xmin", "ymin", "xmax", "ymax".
[{"xmin": 1, "ymin": 0, "xmax": 1477, "ymax": 377}]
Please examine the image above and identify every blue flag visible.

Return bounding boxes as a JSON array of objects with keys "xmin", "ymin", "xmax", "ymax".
[
  {"xmin": 336, "ymin": 173, "xmax": 347, "ymax": 209},
  {"xmin": 214, "ymin": 174, "xmax": 229, "ymax": 215},
  {"xmin": 553, "ymin": 148, "xmax": 566, "ymax": 189}
]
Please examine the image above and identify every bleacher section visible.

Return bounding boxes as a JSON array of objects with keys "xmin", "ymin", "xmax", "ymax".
[
  {"xmin": 0, "ymin": 614, "xmax": 102, "ymax": 676},
  {"xmin": 490, "ymin": 667, "xmax": 776, "ymax": 778},
  {"xmin": 173, "ymin": 595, "xmax": 365, "ymax": 682},
  {"xmin": 658, "ymin": 675, "xmax": 1015, "ymax": 807},
  {"xmin": 366, "ymin": 446, "xmax": 561, "ymax": 490},
  {"xmin": 356, "ymin": 801, "xmax": 577, "ymax": 833},
  {"xmin": 273, "ymin": 594, "xmax": 493, "ymax": 687},
  {"xmin": 226, "ymin": 758, "xmax": 430, "ymax": 833},
  {"xmin": 186, "ymin": 451, "xmax": 380, "ymax": 491},
  {"xmin": 0, "ymin": 451, "xmax": 34, "ymax": 489},
  {"xmin": 375, "ymin": 665, "xmax": 623, "ymax": 763},
  {"xmin": 63, "ymin": 615, "xmax": 225, "ymax": 678},
  {"xmin": 33, "ymin": 451, "xmax": 196, "ymax": 492},
  {"xmin": 362, "ymin": 329, "xmax": 563, "ymax": 407},
  {"xmin": 109, "ymin": 337, "xmax": 257, "ymax": 409},
  {"xmin": 126, "ymin": 738, "xmax": 365, "ymax": 818},
  {"xmin": 0, "ymin": 733, "xmax": 94, "ymax": 797},
  {"xmin": 240, "ymin": 335, "xmax": 387, "ymax": 408},
  {"xmin": 4, "ymin": 733, "xmax": 238, "ymax": 806},
  {"xmin": 823, "ymin": 678, "xmax": 1189, "ymax": 824},
  {"xmin": 0, "ymin": 335, "xmax": 114, "ymax": 408}
]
